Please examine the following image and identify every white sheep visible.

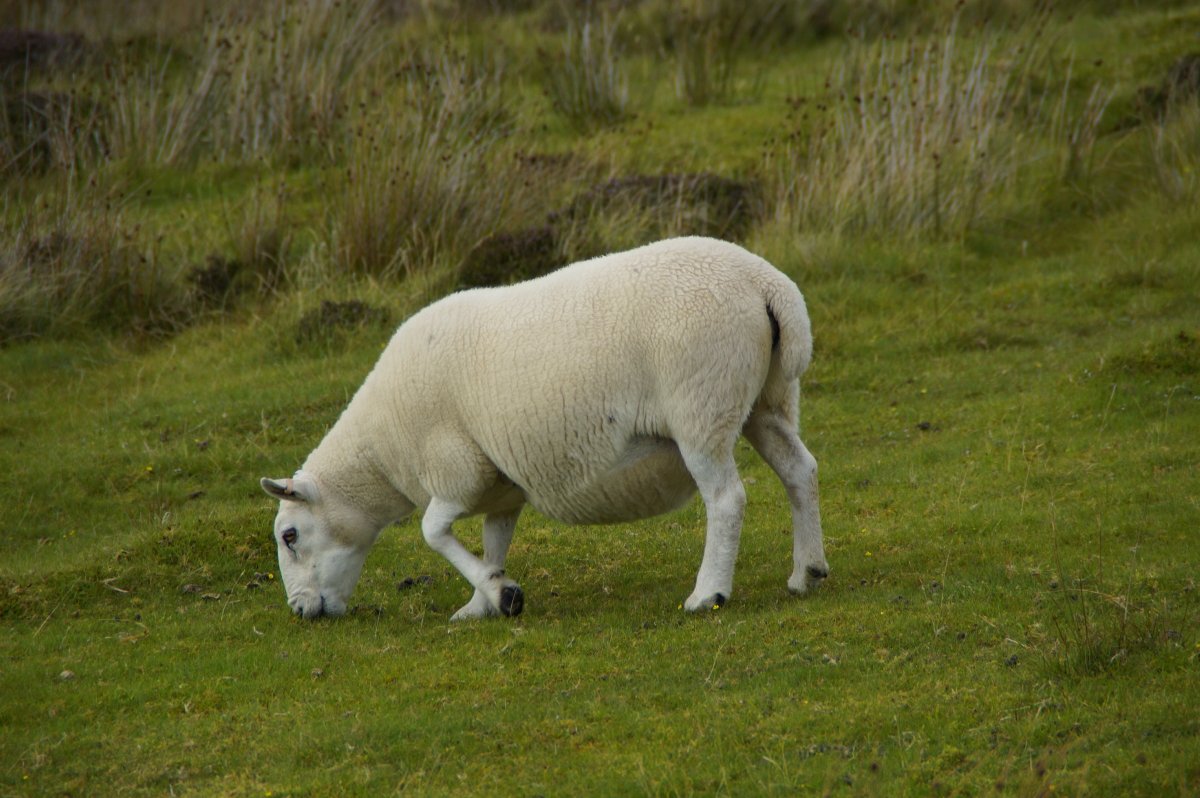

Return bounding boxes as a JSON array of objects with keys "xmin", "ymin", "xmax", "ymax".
[{"xmin": 261, "ymin": 236, "xmax": 827, "ymax": 620}]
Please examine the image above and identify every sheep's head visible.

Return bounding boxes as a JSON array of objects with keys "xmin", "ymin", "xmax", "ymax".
[{"xmin": 260, "ymin": 472, "xmax": 372, "ymax": 619}]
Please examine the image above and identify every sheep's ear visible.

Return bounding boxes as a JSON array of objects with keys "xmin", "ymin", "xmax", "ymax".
[{"xmin": 261, "ymin": 477, "xmax": 308, "ymax": 503}]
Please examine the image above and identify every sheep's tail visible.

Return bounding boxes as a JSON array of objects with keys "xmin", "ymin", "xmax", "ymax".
[{"xmin": 757, "ymin": 264, "xmax": 812, "ymax": 416}]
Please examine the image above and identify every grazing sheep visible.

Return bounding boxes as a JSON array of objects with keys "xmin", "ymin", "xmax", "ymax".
[{"xmin": 261, "ymin": 236, "xmax": 827, "ymax": 620}]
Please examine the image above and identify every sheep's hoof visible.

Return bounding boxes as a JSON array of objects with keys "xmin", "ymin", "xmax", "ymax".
[
  {"xmin": 499, "ymin": 584, "xmax": 524, "ymax": 617},
  {"xmin": 789, "ymin": 564, "xmax": 829, "ymax": 595},
  {"xmin": 450, "ymin": 590, "xmax": 497, "ymax": 621},
  {"xmin": 682, "ymin": 592, "xmax": 727, "ymax": 612}
]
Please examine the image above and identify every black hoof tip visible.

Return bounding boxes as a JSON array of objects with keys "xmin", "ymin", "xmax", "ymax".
[
  {"xmin": 806, "ymin": 565, "xmax": 829, "ymax": 580},
  {"xmin": 713, "ymin": 593, "xmax": 726, "ymax": 609},
  {"xmin": 499, "ymin": 585, "xmax": 524, "ymax": 617}
]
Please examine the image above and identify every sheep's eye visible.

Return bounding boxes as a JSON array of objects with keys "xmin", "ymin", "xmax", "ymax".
[{"xmin": 282, "ymin": 528, "xmax": 298, "ymax": 550}]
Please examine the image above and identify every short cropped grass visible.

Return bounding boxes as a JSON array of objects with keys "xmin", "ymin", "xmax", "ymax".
[{"xmin": 2, "ymin": 2, "xmax": 1199, "ymax": 796}]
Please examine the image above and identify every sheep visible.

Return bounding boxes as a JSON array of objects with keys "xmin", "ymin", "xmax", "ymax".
[{"xmin": 261, "ymin": 236, "xmax": 827, "ymax": 620}]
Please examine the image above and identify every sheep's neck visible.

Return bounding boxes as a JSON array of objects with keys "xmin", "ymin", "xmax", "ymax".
[{"xmin": 303, "ymin": 409, "xmax": 414, "ymax": 529}]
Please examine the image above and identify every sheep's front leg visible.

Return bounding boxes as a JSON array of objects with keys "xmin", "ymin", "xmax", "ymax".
[
  {"xmin": 422, "ymin": 499, "xmax": 524, "ymax": 618},
  {"xmin": 679, "ymin": 448, "xmax": 746, "ymax": 612},
  {"xmin": 450, "ymin": 509, "xmax": 522, "ymax": 621}
]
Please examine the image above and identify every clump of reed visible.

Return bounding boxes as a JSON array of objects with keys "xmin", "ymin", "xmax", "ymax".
[
  {"xmin": 0, "ymin": 88, "xmax": 102, "ymax": 175},
  {"xmin": 648, "ymin": 0, "xmax": 793, "ymax": 106},
  {"xmin": 323, "ymin": 53, "xmax": 542, "ymax": 280},
  {"xmin": 0, "ymin": 178, "xmax": 187, "ymax": 342},
  {"xmin": 539, "ymin": 10, "xmax": 629, "ymax": 131},
  {"xmin": 766, "ymin": 14, "xmax": 1061, "ymax": 239},
  {"xmin": 25, "ymin": 0, "xmax": 384, "ymax": 169},
  {"xmin": 1147, "ymin": 96, "xmax": 1200, "ymax": 204},
  {"xmin": 203, "ymin": 0, "xmax": 382, "ymax": 162}
]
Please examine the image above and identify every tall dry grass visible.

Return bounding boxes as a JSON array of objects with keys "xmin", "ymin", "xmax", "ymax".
[
  {"xmin": 766, "ymin": 14, "xmax": 1061, "ymax": 239},
  {"xmin": 648, "ymin": 0, "xmax": 792, "ymax": 106},
  {"xmin": 1, "ymin": 0, "xmax": 218, "ymax": 42},
  {"xmin": 540, "ymin": 11, "xmax": 629, "ymax": 131},
  {"xmin": 323, "ymin": 53, "xmax": 540, "ymax": 280},
  {"xmin": 0, "ymin": 89, "xmax": 101, "ymax": 175},
  {"xmin": 0, "ymin": 179, "xmax": 186, "ymax": 342},
  {"xmin": 1148, "ymin": 98, "xmax": 1200, "ymax": 203},
  {"xmin": 100, "ymin": 45, "xmax": 225, "ymax": 166},
  {"xmin": 65, "ymin": 0, "xmax": 383, "ymax": 168},
  {"xmin": 204, "ymin": 0, "xmax": 382, "ymax": 161}
]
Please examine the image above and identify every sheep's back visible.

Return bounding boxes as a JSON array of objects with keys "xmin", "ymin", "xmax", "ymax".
[{"xmin": 382, "ymin": 237, "xmax": 784, "ymax": 522}]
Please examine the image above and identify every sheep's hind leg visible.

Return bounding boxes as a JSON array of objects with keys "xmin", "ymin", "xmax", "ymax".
[
  {"xmin": 679, "ymin": 446, "xmax": 747, "ymax": 612},
  {"xmin": 744, "ymin": 405, "xmax": 828, "ymax": 595},
  {"xmin": 422, "ymin": 499, "xmax": 524, "ymax": 619},
  {"xmin": 450, "ymin": 509, "xmax": 523, "ymax": 621}
]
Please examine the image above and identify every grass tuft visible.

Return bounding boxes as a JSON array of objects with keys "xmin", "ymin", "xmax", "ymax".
[
  {"xmin": 1148, "ymin": 96, "xmax": 1200, "ymax": 203},
  {"xmin": 202, "ymin": 0, "xmax": 384, "ymax": 162},
  {"xmin": 0, "ymin": 179, "xmax": 187, "ymax": 342},
  {"xmin": 556, "ymin": 171, "xmax": 761, "ymax": 251},
  {"xmin": 539, "ymin": 10, "xmax": 629, "ymax": 131},
  {"xmin": 766, "ymin": 13, "xmax": 1060, "ymax": 239},
  {"xmin": 0, "ymin": 88, "xmax": 100, "ymax": 175},
  {"xmin": 322, "ymin": 52, "xmax": 536, "ymax": 280},
  {"xmin": 649, "ymin": 0, "xmax": 794, "ymax": 106},
  {"xmin": 1043, "ymin": 577, "xmax": 1175, "ymax": 678},
  {"xmin": 1106, "ymin": 329, "xmax": 1200, "ymax": 376},
  {"xmin": 295, "ymin": 299, "xmax": 391, "ymax": 346}
]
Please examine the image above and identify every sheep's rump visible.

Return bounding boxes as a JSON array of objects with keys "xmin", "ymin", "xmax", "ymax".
[{"xmin": 383, "ymin": 237, "xmax": 810, "ymax": 525}]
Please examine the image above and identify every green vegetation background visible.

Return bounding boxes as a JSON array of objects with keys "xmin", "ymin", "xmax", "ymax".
[{"xmin": 1, "ymin": 1, "xmax": 1197, "ymax": 795}]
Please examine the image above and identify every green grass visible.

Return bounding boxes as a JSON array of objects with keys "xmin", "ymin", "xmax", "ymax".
[
  {"xmin": 3, "ymin": 204, "xmax": 1196, "ymax": 795},
  {"xmin": 2, "ymin": 2, "xmax": 1199, "ymax": 795}
]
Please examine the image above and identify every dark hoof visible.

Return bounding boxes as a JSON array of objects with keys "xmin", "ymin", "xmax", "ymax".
[
  {"xmin": 499, "ymin": 584, "xmax": 524, "ymax": 617},
  {"xmin": 806, "ymin": 565, "xmax": 829, "ymax": 580},
  {"xmin": 712, "ymin": 593, "xmax": 727, "ymax": 609}
]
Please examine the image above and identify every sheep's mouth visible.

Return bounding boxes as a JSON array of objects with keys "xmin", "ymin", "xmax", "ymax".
[{"xmin": 290, "ymin": 593, "xmax": 328, "ymax": 620}]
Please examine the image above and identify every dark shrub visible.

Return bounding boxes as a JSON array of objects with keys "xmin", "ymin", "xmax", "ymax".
[
  {"xmin": 459, "ymin": 226, "xmax": 559, "ymax": 288},
  {"xmin": 295, "ymin": 300, "xmax": 390, "ymax": 344},
  {"xmin": 557, "ymin": 172, "xmax": 761, "ymax": 240}
]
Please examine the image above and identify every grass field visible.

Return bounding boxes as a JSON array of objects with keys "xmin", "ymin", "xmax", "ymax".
[{"xmin": 2, "ymin": 1, "xmax": 1198, "ymax": 795}]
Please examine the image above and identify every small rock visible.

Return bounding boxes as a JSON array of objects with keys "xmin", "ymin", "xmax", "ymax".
[
  {"xmin": 246, "ymin": 572, "xmax": 273, "ymax": 589},
  {"xmin": 58, "ymin": 670, "xmax": 75, "ymax": 680},
  {"xmin": 1005, "ymin": 654, "xmax": 1019, "ymax": 667},
  {"xmin": 397, "ymin": 575, "xmax": 433, "ymax": 591}
]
